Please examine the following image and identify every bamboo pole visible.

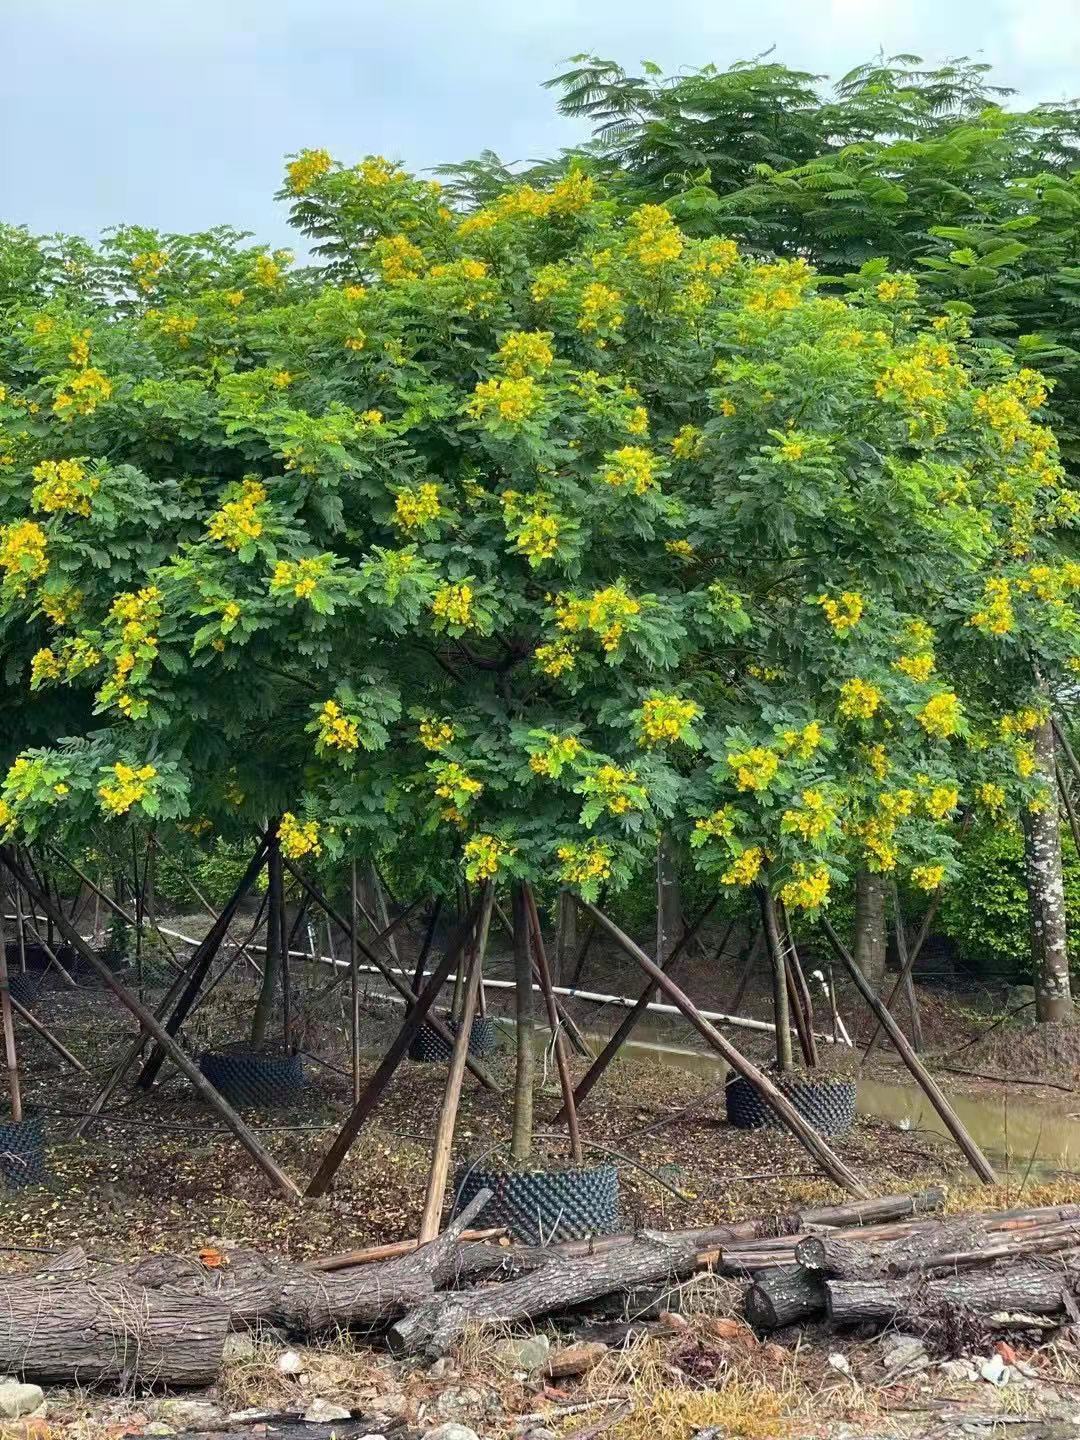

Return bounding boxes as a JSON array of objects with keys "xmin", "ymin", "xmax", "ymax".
[
  {"xmin": 350, "ymin": 861, "xmax": 361, "ymax": 1104},
  {"xmin": 15, "ymin": 913, "xmax": 76, "ymax": 990},
  {"xmin": 861, "ymin": 889, "xmax": 943, "ymax": 1062},
  {"xmin": 2, "ymin": 847, "xmax": 301, "ymax": 1198},
  {"xmin": 890, "ymin": 880, "xmax": 924, "ymax": 1053},
  {"xmin": 577, "ymin": 898, "xmax": 870, "ymax": 1198},
  {"xmin": 779, "ymin": 907, "xmax": 818, "ymax": 1069},
  {"xmin": 48, "ymin": 847, "xmax": 183, "ymax": 973},
  {"xmin": 509, "ymin": 883, "xmax": 535, "ymax": 1163},
  {"xmin": 9, "ymin": 989, "xmax": 87, "ymax": 1072},
  {"xmin": 306, "ymin": 901, "xmax": 482, "ymax": 1198},
  {"xmin": 417, "ymin": 888, "xmax": 493, "ymax": 1241},
  {"xmin": 0, "ymin": 903, "xmax": 22, "ymax": 1123},
  {"xmin": 183, "ymin": 875, "xmax": 263, "ymax": 976},
  {"xmin": 316, "ymin": 897, "xmax": 423, "ymax": 999},
  {"xmin": 281, "ymin": 858, "xmax": 498, "ymax": 1092},
  {"xmin": 553, "ymin": 892, "xmax": 721, "ymax": 1123},
  {"xmin": 525, "ymin": 884, "xmax": 582, "ymax": 1164},
  {"xmin": 820, "ymin": 914, "xmax": 997, "ymax": 1184}
]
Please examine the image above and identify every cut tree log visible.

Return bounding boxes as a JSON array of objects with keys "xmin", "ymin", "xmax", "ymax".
[
  {"xmin": 826, "ymin": 1251, "xmax": 1080, "ymax": 1328},
  {"xmin": 388, "ymin": 1229, "xmax": 706, "ymax": 1356},
  {"xmin": 744, "ymin": 1264, "xmax": 827, "ymax": 1330}
]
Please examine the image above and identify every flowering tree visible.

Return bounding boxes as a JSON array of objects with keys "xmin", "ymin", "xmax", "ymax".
[{"xmin": 0, "ymin": 157, "xmax": 1077, "ymax": 1031}]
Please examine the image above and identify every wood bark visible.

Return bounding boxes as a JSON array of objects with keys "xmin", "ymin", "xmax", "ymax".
[
  {"xmin": 0, "ymin": 898, "xmax": 21, "ymax": 1122},
  {"xmin": 1023, "ymin": 716, "xmax": 1074, "ymax": 1022},
  {"xmin": 854, "ymin": 870, "xmax": 887, "ymax": 991},
  {"xmin": 744, "ymin": 1264, "xmax": 826, "ymax": 1330}
]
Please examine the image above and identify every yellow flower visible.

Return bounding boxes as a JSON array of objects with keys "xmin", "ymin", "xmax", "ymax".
[
  {"xmin": 358, "ymin": 155, "xmax": 402, "ymax": 187},
  {"xmin": 666, "ymin": 539, "xmax": 695, "ymax": 559},
  {"xmin": 67, "ymin": 330, "xmax": 91, "ymax": 367},
  {"xmin": 431, "ymin": 581, "xmax": 473, "ymax": 628},
  {"xmin": 876, "ymin": 276, "xmax": 917, "ymax": 304},
  {"xmin": 270, "ymin": 369, "xmax": 294, "ymax": 388},
  {"xmin": 528, "ymin": 732, "xmax": 583, "ymax": 777},
  {"xmin": 626, "ymin": 405, "xmax": 649, "ymax": 436},
  {"xmin": 818, "ymin": 591, "xmax": 864, "ymax": 633},
  {"xmin": 98, "ymin": 762, "xmax": 157, "ymax": 817},
  {"xmin": 344, "ymin": 331, "xmax": 366, "ymax": 351},
  {"xmin": 893, "ymin": 651, "xmax": 935, "ymax": 683},
  {"xmin": 727, "ymin": 746, "xmax": 778, "ymax": 792},
  {"xmin": 373, "ymin": 232, "xmax": 425, "ymax": 283},
  {"xmin": 671, "ymin": 425, "xmax": 704, "ymax": 459},
  {"xmin": 463, "ymin": 833, "xmax": 511, "ymax": 880},
  {"xmin": 225, "ymin": 289, "xmax": 246, "ymax": 308},
  {"xmin": 496, "ymin": 330, "xmax": 554, "ymax": 378},
  {"xmin": 558, "ymin": 839, "xmax": 613, "ymax": 887},
  {"xmin": 53, "ymin": 366, "xmax": 112, "ymax": 418},
  {"xmin": 207, "ymin": 477, "xmax": 267, "ymax": 551},
  {"xmin": 779, "ymin": 863, "xmax": 831, "ymax": 911},
  {"xmin": 781, "ymin": 789, "xmax": 838, "ymax": 841},
  {"xmin": 911, "ymin": 863, "xmax": 945, "ymax": 892},
  {"xmin": 419, "ymin": 718, "xmax": 454, "ymax": 751},
  {"xmin": 467, "ymin": 374, "xmax": 541, "ymax": 426},
  {"xmin": 317, "ymin": 698, "xmax": 359, "ymax": 752},
  {"xmin": 864, "ymin": 743, "xmax": 890, "ymax": 780},
  {"xmin": 279, "ymin": 811, "xmax": 321, "ymax": 859},
  {"xmin": 599, "ymin": 446, "xmax": 659, "ymax": 496},
  {"xmin": 924, "ymin": 786, "xmax": 959, "ymax": 820},
  {"xmin": 838, "ymin": 678, "xmax": 881, "ymax": 720},
  {"xmin": 918, "ymin": 691, "xmax": 962, "ymax": 740},
  {"xmin": 976, "ymin": 782, "xmax": 1006, "ymax": 812},
  {"xmin": 627, "ymin": 204, "xmax": 684, "ymax": 267},
  {"xmin": 721, "ymin": 847, "xmax": 764, "ymax": 886},
  {"xmin": 586, "ymin": 763, "xmax": 644, "ymax": 816},
  {"xmin": 31, "ymin": 458, "xmax": 99, "ymax": 516},
  {"xmin": 513, "ymin": 508, "xmax": 561, "ymax": 564},
  {"xmin": 693, "ymin": 807, "xmax": 735, "ymax": 840},
  {"xmin": 285, "ymin": 148, "xmax": 332, "ymax": 194},
  {"xmin": 577, "ymin": 281, "xmax": 624, "ymax": 334},
  {"xmin": 637, "ymin": 694, "xmax": 700, "ymax": 746},
  {"xmin": 0, "ymin": 520, "xmax": 48, "ymax": 594},
  {"xmin": 394, "ymin": 482, "xmax": 442, "ymax": 531},
  {"xmin": 270, "ymin": 554, "xmax": 332, "ymax": 600},
  {"xmin": 534, "ymin": 638, "xmax": 577, "ymax": 677},
  {"xmin": 29, "ymin": 647, "xmax": 63, "ymax": 687},
  {"xmin": 253, "ymin": 254, "xmax": 282, "ymax": 287},
  {"xmin": 779, "ymin": 721, "xmax": 822, "ymax": 761}
]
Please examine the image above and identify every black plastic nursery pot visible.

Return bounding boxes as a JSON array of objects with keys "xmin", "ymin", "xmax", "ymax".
[
  {"xmin": 198, "ymin": 1045, "xmax": 305, "ymax": 1108},
  {"xmin": 725, "ymin": 1072, "xmax": 856, "ymax": 1139},
  {"xmin": 408, "ymin": 1015, "xmax": 500, "ymax": 1063},
  {"xmin": 6, "ymin": 970, "xmax": 42, "ymax": 1008},
  {"xmin": 455, "ymin": 1162, "xmax": 620, "ymax": 1244},
  {"xmin": 0, "ymin": 1113, "xmax": 46, "ymax": 1189}
]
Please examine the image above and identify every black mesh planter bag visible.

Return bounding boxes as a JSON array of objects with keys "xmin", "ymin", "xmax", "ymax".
[
  {"xmin": 409, "ymin": 1015, "xmax": 500, "ymax": 1063},
  {"xmin": 725, "ymin": 1073, "xmax": 856, "ymax": 1139},
  {"xmin": 0, "ymin": 1113, "xmax": 46, "ymax": 1189},
  {"xmin": 6, "ymin": 971, "xmax": 42, "ymax": 1008},
  {"xmin": 199, "ymin": 1047, "xmax": 304, "ymax": 1108},
  {"xmin": 455, "ymin": 1163, "xmax": 619, "ymax": 1244}
]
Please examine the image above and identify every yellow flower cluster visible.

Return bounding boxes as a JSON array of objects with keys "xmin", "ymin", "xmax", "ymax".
[
  {"xmin": 207, "ymin": 477, "xmax": 267, "ymax": 551},
  {"xmin": 98, "ymin": 762, "xmax": 156, "ymax": 817},
  {"xmin": 464, "ymin": 833, "xmax": 511, "ymax": 880},
  {"xmin": 779, "ymin": 863, "xmax": 831, "ymax": 911},
  {"xmin": 159, "ymin": 313, "xmax": 197, "ymax": 345},
  {"xmin": 286, "ymin": 148, "xmax": 332, "ymax": 194},
  {"xmin": 279, "ymin": 812, "xmax": 321, "ymax": 859},
  {"xmin": 68, "ymin": 330, "xmax": 91, "ymax": 367},
  {"xmin": 864, "ymin": 742, "xmax": 890, "ymax": 780},
  {"xmin": 911, "ymin": 863, "xmax": 946, "ymax": 892},
  {"xmin": 781, "ymin": 789, "xmax": 837, "ymax": 841},
  {"xmin": 132, "ymin": 250, "xmax": 167, "ymax": 290},
  {"xmin": 779, "ymin": 721, "xmax": 822, "ymax": 761},
  {"xmin": 558, "ymin": 838, "xmax": 613, "ymax": 887},
  {"xmin": 637, "ymin": 694, "xmax": 700, "ymax": 746},
  {"xmin": 577, "ymin": 281, "xmax": 624, "ymax": 334},
  {"xmin": 431, "ymin": 581, "xmax": 473, "ymax": 627},
  {"xmin": 974, "ymin": 369, "xmax": 1048, "ymax": 451},
  {"xmin": 671, "ymin": 425, "xmax": 704, "ymax": 459},
  {"xmin": 893, "ymin": 651, "xmax": 935, "ymax": 682},
  {"xmin": 433, "ymin": 762, "xmax": 482, "ymax": 801},
  {"xmin": 999, "ymin": 707, "xmax": 1043, "ymax": 738},
  {"xmin": 31, "ymin": 458, "xmax": 98, "ymax": 516},
  {"xmin": 925, "ymin": 785, "xmax": 959, "ymax": 820},
  {"xmin": 253, "ymin": 254, "xmax": 282, "ymax": 287},
  {"xmin": 29, "ymin": 647, "xmax": 63, "ymax": 687},
  {"xmin": 976, "ymin": 782, "xmax": 1007, "ymax": 812},
  {"xmin": 528, "ymin": 732, "xmax": 583, "ymax": 777},
  {"xmin": 459, "ymin": 172, "xmax": 596, "ymax": 236},
  {"xmin": 626, "ymin": 405, "xmax": 649, "ymax": 436},
  {"xmin": 317, "ymin": 699, "xmax": 359, "ymax": 752},
  {"xmin": 721, "ymin": 846, "xmax": 764, "ymax": 886},
  {"xmin": 467, "ymin": 374, "xmax": 541, "ymax": 426},
  {"xmin": 394, "ymin": 482, "xmax": 442, "ymax": 531},
  {"xmin": 588, "ymin": 764, "xmax": 643, "ymax": 817},
  {"xmin": 271, "ymin": 554, "xmax": 331, "ymax": 600},
  {"xmin": 626, "ymin": 204, "xmax": 684, "ymax": 267},
  {"xmin": 970, "ymin": 577, "xmax": 1014, "ymax": 636},
  {"xmin": 694, "ymin": 807, "xmax": 735, "ymax": 840},
  {"xmin": 876, "ymin": 275, "xmax": 918, "ymax": 304},
  {"xmin": 344, "ymin": 331, "xmax": 366, "ymax": 351},
  {"xmin": 599, "ymin": 446, "xmax": 659, "ymax": 496},
  {"xmin": 838, "ymin": 678, "xmax": 881, "ymax": 720},
  {"xmin": 373, "ymin": 232, "xmax": 425, "ymax": 282},
  {"xmin": 918, "ymin": 691, "xmax": 962, "ymax": 739},
  {"xmin": 555, "ymin": 583, "xmax": 641, "ymax": 653},
  {"xmin": 358, "ymin": 155, "xmax": 404, "ymax": 187},
  {"xmin": 666, "ymin": 538, "xmax": 695, "ymax": 559},
  {"xmin": 728, "ymin": 746, "xmax": 778, "ymax": 792},
  {"xmin": 743, "ymin": 258, "xmax": 813, "ymax": 313},
  {"xmin": 512, "ymin": 508, "xmax": 561, "ymax": 564},
  {"xmin": 818, "ymin": 591, "xmax": 863, "ymax": 633},
  {"xmin": 496, "ymin": 330, "xmax": 554, "ymax": 378},
  {"xmin": 0, "ymin": 520, "xmax": 48, "ymax": 594},
  {"xmin": 419, "ymin": 718, "xmax": 454, "ymax": 751},
  {"xmin": 534, "ymin": 637, "xmax": 577, "ymax": 677},
  {"xmin": 54, "ymin": 366, "xmax": 112, "ymax": 418}
]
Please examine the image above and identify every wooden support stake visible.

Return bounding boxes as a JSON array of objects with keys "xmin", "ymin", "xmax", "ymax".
[
  {"xmin": 0, "ymin": 903, "xmax": 22, "ymax": 1122},
  {"xmin": 417, "ymin": 888, "xmax": 493, "ymax": 1241},
  {"xmin": 821, "ymin": 914, "xmax": 996, "ymax": 1184},
  {"xmin": 554, "ymin": 892, "xmax": 720, "ymax": 1123},
  {"xmin": 281, "ymin": 857, "xmax": 499, "ymax": 1092},
  {"xmin": 861, "ymin": 890, "xmax": 943, "ymax": 1063},
  {"xmin": 759, "ymin": 886, "xmax": 793, "ymax": 1071},
  {"xmin": 890, "ymin": 880, "xmax": 924, "ymax": 1053},
  {"xmin": 780, "ymin": 909, "xmax": 818, "ymax": 1069},
  {"xmin": 350, "ymin": 860, "xmax": 361, "ymax": 1105},
  {"xmin": 577, "ymin": 899, "xmax": 869, "ymax": 1197},
  {"xmin": 525, "ymin": 884, "xmax": 582, "ymax": 1164},
  {"xmin": 306, "ymin": 902, "xmax": 482, "ymax": 1198},
  {"xmin": 2, "ymin": 847, "xmax": 301, "ymax": 1198},
  {"xmin": 10, "ymin": 992, "xmax": 87, "ymax": 1073},
  {"xmin": 49, "ymin": 846, "xmax": 183, "ymax": 974}
]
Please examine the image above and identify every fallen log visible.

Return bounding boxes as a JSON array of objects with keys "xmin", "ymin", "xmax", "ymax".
[
  {"xmin": 744, "ymin": 1264, "xmax": 826, "ymax": 1330},
  {"xmin": 387, "ymin": 1231, "xmax": 704, "ymax": 1356},
  {"xmin": 826, "ymin": 1250, "xmax": 1080, "ymax": 1328},
  {"xmin": 0, "ymin": 1248, "xmax": 228, "ymax": 1386}
]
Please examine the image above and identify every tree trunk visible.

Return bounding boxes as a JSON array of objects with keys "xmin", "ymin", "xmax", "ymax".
[
  {"xmin": 251, "ymin": 833, "xmax": 283, "ymax": 1047},
  {"xmin": 555, "ymin": 889, "xmax": 577, "ymax": 986},
  {"xmin": 826, "ymin": 1253, "xmax": 1080, "ymax": 1328},
  {"xmin": 744, "ymin": 1264, "xmax": 826, "ymax": 1330},
  {"xmin": 758, "ymin": 887, "xmax": 792, "ymax": 1071},
  {"xmin": 853, "ymin": 870, "xmax": 887, "ymax": 990},
  {"xmin": 1023, "ymin": 717, "xmax": 1073, "ymax": 1022},
  {"xmin": 656, "ymin": 830, "xmax": 680, "ymax": 968},
  {"xmin": 510, "ymin": 882, "xmax": 535, "ymax": 1162}
]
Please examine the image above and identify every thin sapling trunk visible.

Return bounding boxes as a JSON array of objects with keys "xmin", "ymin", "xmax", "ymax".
[
  {"xmin": 510, "ymin": 882, "xmax": 535, "ymax": 1162},
  {"xmin": 251, "ymin": 831, "xmax": 283, "ymax": 1048}
]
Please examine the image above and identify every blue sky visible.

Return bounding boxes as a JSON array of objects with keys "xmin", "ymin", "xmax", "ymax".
[{"xmin": 3, "ymin": 0, "xmax": 1078, "ymax": 248}]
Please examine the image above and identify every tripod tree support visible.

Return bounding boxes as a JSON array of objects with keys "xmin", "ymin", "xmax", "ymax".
[
  {"xmin": 576, "ymin": 897, "xmax": 869, "ymax": 1198},
  {"xmin": 1, "ymin": 847, "xmax": 301, "ymax": 1199}
]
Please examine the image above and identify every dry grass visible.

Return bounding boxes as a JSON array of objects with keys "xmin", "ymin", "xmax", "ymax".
[
  {"xmin": 216, "ymin": 1332, "xmax": 409, "ymax": 1415},
  {"xmin": 944, "ymin": 1177, "xmax": 1080, "ymax": 1213}
]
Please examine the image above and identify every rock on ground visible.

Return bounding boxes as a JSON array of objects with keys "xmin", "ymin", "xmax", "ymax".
[{"xmin": 0, "ymin": 1383, "xmax": 44, "ymax": 1420}]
